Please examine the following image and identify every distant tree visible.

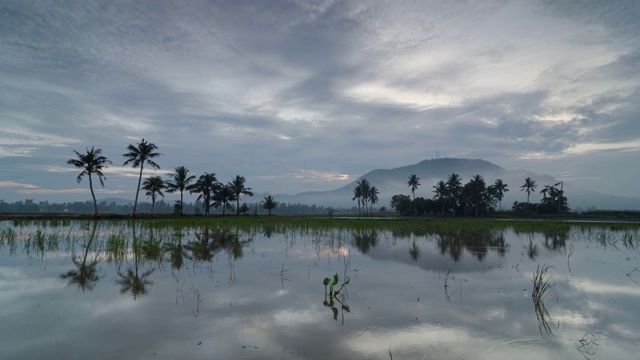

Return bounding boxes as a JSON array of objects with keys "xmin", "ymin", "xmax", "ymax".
[
  {"xmin": 390, "ymin": 194, "xmax": 412, "ymax": 215},
  {"xmin": 432, "ymin": 180, "xmax": 448, "ymax": 217},
  {"xmin": 261, "ymin": 195, "xmax": 279, "ymax": 215},
  {"xmin": 446, "ymin": 173, "xmax": 463, "ymax": 215},
  {"xmin": 228, "ymin": 175, "xmax": 253, "ymax": 215},
  {"xmin": 520, "ymin": 177, "xmax": 537, "ymax": 212},
  {"xmin": 467, "ymin": 174, "xmax": 487, "ymax": 216},
  {"xmin": 141, "ymin": 176, "xmax": 166, "ymax": 215},
  {"xmin": 213, "ymin": 184, "xmax": 236, "ymax": 215},
  {"xmin": 123, "ymin": 138, "xmax": 161, "ymax": 216},
  {"xmin": 67, "ymin": 147, "xmax": 112, "ymax": 216},
  {"xmin": 165, "ymin": 166, "xmax": 196, "ymax": 215},
  {"xmin": 187, "ymin": 172, "xmax": 218, "ymax": 215},
  {"xmin": 407, "ymin": 174, "xmax": 421, "ymax": 215},
  {"xmin": 492, "ymin": 179, "xmax": 509, "ymax": 211},
  {"xmin": 239, "ymin": 203, "xmax": 250, "ymax": 215}
]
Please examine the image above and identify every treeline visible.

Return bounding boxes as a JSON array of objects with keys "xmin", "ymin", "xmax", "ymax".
[
  {"xmin": 0, "ymin": 199, "xmax": 341, "ymax": 215},
  {"xmin": 387, "ymin": 173, "xmax": 569, "ymax": 216}
]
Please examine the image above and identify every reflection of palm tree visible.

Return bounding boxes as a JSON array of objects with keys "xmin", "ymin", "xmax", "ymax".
[
  {"xmin": 409, "ymin": 239, "xmax": 420, "ymax": 261},
  {"xmin": 352, "ymin": 230, "xmax": 378, "ymax": 254},
  {"xmin": 164, "ymin": 228, "xmax": 187, "ymax": 271},
  {"xmin": 116, "ymin": 223, "xmax": 154, "ymax": 299},
  {"xmin": 60, "ymin": 221, "xmax": 100, "ymax": 292}
]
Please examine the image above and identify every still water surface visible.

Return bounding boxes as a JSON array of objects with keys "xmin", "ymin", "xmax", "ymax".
[{"xmin": 1, "ymin": 219, "xmax": 639, "ymax": 359}]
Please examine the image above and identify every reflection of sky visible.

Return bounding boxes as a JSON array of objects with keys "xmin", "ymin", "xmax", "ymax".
[{"xmin": 0, "ymin": 221, "xmax": 639, "ymax": 359}]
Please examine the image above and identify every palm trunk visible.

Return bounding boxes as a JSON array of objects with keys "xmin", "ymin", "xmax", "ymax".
[
  {"xmin": 236, "ymin": 197, "xmax": 240, "ymax": 215},
  {"xmin": 132, "ymin": 165, "xmax": 144, "ymax": 216},
  {"xmin": 89, "ymin": 174, "xmax": 98, "ymax": 216},
  {"xmin": 179, "ymin": 189, "xmax": 184, "ymax": 215}
]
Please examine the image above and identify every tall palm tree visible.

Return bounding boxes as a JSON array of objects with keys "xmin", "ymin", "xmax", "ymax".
[
  {"xmin": 123, "ymin": 138, "xmax": 162, "ymax": 216},
  {"xmin": 187, "ymin": 173, "xmax": 218, "ymax": 216},
  {"xmin": 358, "ymin": 179, "xmax": 371, "ymax": 215},
  {"xmin": 352, "ymin": 185, "xmax": 363, "ymax": 217},
  {"xmin": 368, "ymin": 186, "xmax": 379, "ymax": 216},
  {"xmin": 261, "ymin": 195, "xmax": 279, "ymax": 215},
  {"xmin": 468, "ymin": 174, "xmax": 486, "ymax": 217},
  {"xmin": 67, "ymin": 147, "xmax": 112, "ymax": 216},
  {"xmin": 493, "ymin": 179, "xmax": 509, "ymax": 211},
  {"xmin": 520, "ymin": 177, "xmax": 537, "ymax": 212},
  {"xmin": 229, "ymin": 175, "xmax": 253, "ymax": 215},
  {"xmin": 446, "ymin": 173, "xmax": 463, "ymax": 215},
  {"xmin": 212, "ymin": 184, "xmax": 237, "ymax": 215},
  {"xmin": 433, "ymin": 180, "xmax": 448, "ymax": 216},
  {"xmin": 141, "ymin": 176, "xmax": 166, "ymax": 215},
  {"xmin": 407, "ymin": 174, "xmax": 420, "ymax": 215},
  {"xmin": 165, "ymin": 166, "xmax": 195, "ymax": 215}
]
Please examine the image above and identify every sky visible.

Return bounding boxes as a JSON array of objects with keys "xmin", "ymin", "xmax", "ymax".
[{"xmin": 1, "ymin": 0, "xmax": 639, "ymax": 204}]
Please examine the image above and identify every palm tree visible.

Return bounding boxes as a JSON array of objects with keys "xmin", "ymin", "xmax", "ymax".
[
  {"xmin": 352, "ymin": 185, "xmax": 363, "ymax": 217},
  {"xmin": 123, "ymin": 138, "xmax": 162, "ymax": 216},
  {"xmin": 433, "ymin": 180, "xmax": 448, "ymax": 216},
  {"xmin": 141, "ymin": 176, "xmax": 166, "ymax": 215},
  {"xmin": 212, "ymin": 184, "xmax": 237, "ymax": 215},
  {"xmin": 358, "ymin": 179, "xmax": 371, "ymax": 216},
  {"xmin": 261, "ymin": 195, "xmax": 279, "ymax": 215},
  {"xmin": 493, "ymin": 179, "xmax": 509, "ymax": 211},
  {"xmin": 368, "ymin": 185, "xmax": 379, "ymax": 216},
  {"xmin": 407, "ymin": 174, "xmax": 420, "ymax": 215},
  {"xmin": 59, "ymin": 221, "xmax": 100, "ymax": 291},
  {"xmin": 520, "ymin": 177, "xmax": 537, "ymax": 212},
  {"xmin": 165, "ymin": 166, "xmax": 196, "ymax": 215},
  {"xmin": 67, "ymin": 147, "xmax": 112, "ymax": 216},
  {"xmin": 468, "ymin": 174, "xmax": 486, "ymax": 217},
  {"xmin": 187, "ymin": 173, "xmax": 218, "ymax": 216},
  {"xmin": 446, "ymin": 173, "xmax": 463, "ymax": 215},
  {"xmin": 228, "ymin": 175, "xmax": 253, "ymax": 215}
]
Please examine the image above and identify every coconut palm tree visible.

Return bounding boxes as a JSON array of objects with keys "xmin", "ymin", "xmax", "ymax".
[
  {"xmin": 187, "ymin": 172, "xmax": 218, "ymax": 216},
  {"xmin": 261, "ymin": 195, "xmax": 279, "ymax": 215},
  {"xmin": 352, "ymin": 185, "xmax": 363, "ymax": 217},
  {"xmin": 433, "ymin": 180, "xmax": 448, "ymax": 216},
  {"xmin": 368, "ymin": 185, "xmax": 379, "ymax": 216},
  {"xmin": 468, "ymin": 174, "xmax": 486, "ymax": 216},
  {"xmin": 407, "ymin": 174, "xmax": 420, "ymax": 215},
  {"xmin": 123, "ymin": 138, "xmax": 162, "ymax": 216},
  {"xmin": 520, "ymin": 177, "xmax": 537, "ymax": 212},
  {"xmin": 358, "ymin": 179, "xmax": 371, "ymax": 215},
  {"xmin": 228, "ymin": 175, "xmax": 253, "ymax": 215},
  {"xmin": 165, "ymin": 166, "xmax": 196, "ymax": 215},
  {"xmin": 141, "ymin": 176, "xmax": 166, "ymax": 215},
  {"xmin": 67, "ymin": 147, "xmax": 112, "ymax": 216},
  {"xmin": 446, "ymin": 173, "xmax": 463, "ymax": 215},
  {"xmin": 493, "ymin": 179, "xmax": 509, "ymax": 211},
  {"xmin": 212, "ymin": 184, "xmax": 237, "ymax": 215}
]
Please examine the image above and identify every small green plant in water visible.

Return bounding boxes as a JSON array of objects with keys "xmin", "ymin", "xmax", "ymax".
[
  {"xmin": 323, "ymin": 273, "xmax": 351, "ymax": 321},
  {"xmin": 532, "ymin": 264, "xmax": 554, "ymax": 304}
]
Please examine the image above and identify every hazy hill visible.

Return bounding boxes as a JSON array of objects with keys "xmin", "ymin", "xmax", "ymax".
[{"xmin": 274, "ymin": 158, "xmax": 640, "ymax": 211}]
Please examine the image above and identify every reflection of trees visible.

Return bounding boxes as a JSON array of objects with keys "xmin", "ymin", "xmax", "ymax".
[
  {"xmin": 542, "ymin": 229, "xmax": 568, "ymax": 251},
  {"xmin": 352, "ymin": 229, "xmax": 379, "ymax": 254},
  {"xmin": 117, "ymin": 222, "xmax": 154, "ymax": 299},
  {"xmin": 186, "ymin": 227, "xmax": 253, "ymax": 264},
  {"xmin": 436, "ymin": 229, "xmax": 509, "ymax": 262},
  {"xmin": 409, "ymin": 239, "xmax": 420, "ymax": 261},
  {"xmin": 60, "ymin": 221, "xmax": 100, "ymax": 292},
  {"xmin": 164, "ymin": 226, "xmax": 187, "ymax": 271}
]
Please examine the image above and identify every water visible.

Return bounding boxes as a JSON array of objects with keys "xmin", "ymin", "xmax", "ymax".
[{"xmin": 1, "ymin": 219, "xmax": 639, "ymax": 359}]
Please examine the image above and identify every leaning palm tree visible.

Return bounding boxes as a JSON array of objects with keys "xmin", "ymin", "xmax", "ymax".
[
  {"xmin": 67, "ymin": 147, "xmax": 112, "ymax": 216},
  {"xmin": 123, "ymin": 138, "xmax": 161, "ymax": 216},
  {"xmin": 187, "ymin": 172, "xmax": 218, "ymax": 216},
  {"xmin": 407, "ymin": 174, "xmax": 420, "ymax": 215},
  {"xmin": 261, "ymin": 195, "xmax": 279, "ymax": 215},
  {"xmin": 165, "ymin": 166, "xmax": 196, "ymax": 215},
  {"xmin": 212, "ymin": 184, "xmax": 237, "ymax": 215},
  {"xmin": 228, "ymin": 175, "xmax": 253, "ymax": 215},
  {"xmin": 141, "ymin": 176, "xmax": 166, "ymax": 215},
  {"xmin": 493, "ymin": 179, "xmax": 509, "ymax": 211},
  {"xmin": 520, "ymin": 177, "xmax": 537, "ymax": 212}
]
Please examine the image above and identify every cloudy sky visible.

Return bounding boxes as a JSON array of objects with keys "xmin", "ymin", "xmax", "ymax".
[{"xmin": 1, "ymin": 0, "xmax": 639, "ymax": 204}]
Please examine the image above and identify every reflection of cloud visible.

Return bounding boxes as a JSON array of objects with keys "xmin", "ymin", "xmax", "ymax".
[{"xmin": 571, "ymin": 278, "xmax": 640, "ymax": 297}]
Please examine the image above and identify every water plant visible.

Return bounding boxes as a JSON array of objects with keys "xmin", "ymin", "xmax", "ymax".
[
  {"xmin": 323, "ymin": 273, "xmax": 351, "ymax": 322},
  {"xmin": 532, "ymin": 264, "xmax": 554, "ymax": 303}
]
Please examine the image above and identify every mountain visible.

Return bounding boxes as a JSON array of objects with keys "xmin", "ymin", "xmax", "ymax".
[{"xmin": 274, "ymin": 158, "xmax": 640, "ymax": 211}]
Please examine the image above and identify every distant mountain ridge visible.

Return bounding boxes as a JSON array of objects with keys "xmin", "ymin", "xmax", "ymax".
[{"xmin": 274, "ymin": 158, "xmax": 640, "ymax": 211}]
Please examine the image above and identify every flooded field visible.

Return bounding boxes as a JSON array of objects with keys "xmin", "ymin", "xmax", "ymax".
[{"xmin": 1, "ymin": 218, "xmax": 639, "ymax": 359}]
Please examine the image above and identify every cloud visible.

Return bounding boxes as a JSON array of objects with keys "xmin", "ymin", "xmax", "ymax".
[{"xmin": 0, "ymin": 181, "xmax": 38, "ymax": 189}]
